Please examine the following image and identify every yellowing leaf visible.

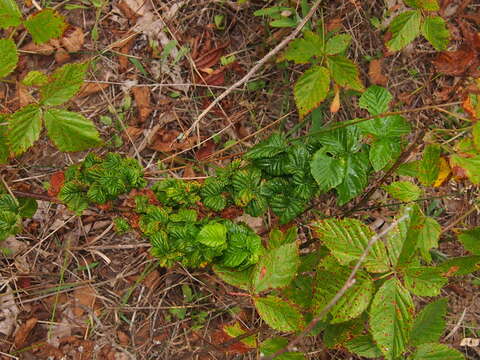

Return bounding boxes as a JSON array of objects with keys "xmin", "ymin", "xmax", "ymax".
[
  {"xmin": 0, "ymin": 0, "xmax": 22, "ymax": 29},
  {"xmin": 294, "ymin": 66, "xmax": 330, "ymax": 117},
  {"xmin": 330, "ymin": 84, "xmax": 341, "ymax": 113},
  {"xmin": 24, "ymin": 9, "xmax": 67, "ymax": 44},
  {"xmin": 387, "ymin": 10, "xmax": 422, "ymax": 52},
  {"xmin": 0, "ymin": 38, "xmax": 18, "ymax": 79},
  {"xmin": 433, "ymin": 157, "xmax": 451, "ymax": 187}
]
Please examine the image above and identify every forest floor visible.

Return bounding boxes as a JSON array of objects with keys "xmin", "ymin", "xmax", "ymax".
[{"xmin": 1, "ymin": 0, "xmax": 480, "ymax": 359}]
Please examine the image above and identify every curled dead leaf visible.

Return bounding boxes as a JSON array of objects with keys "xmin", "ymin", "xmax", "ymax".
[
  {"xmin": 148, "ymin": 129, "xmax": 197, "ymax": 153},
  {"xmin": 196, "ymin": 140, "xmax": 216, "ymax": 161},
  {"xmin": 432, "ymin": 46, "xmax": 477, "ymax": 76},
  {"xmin": 131, "ymin": 86, "xmax": 152, "ymax": 123},
  {"xmin": 22, "ymin": 42, "xmax": 56, "ymax": 55},
  {"xmin": 77, "ymin": 82, "xmax": 110, "ymax": 98},
  {"xmin": 14, "ymin": 318, "xmax": 38, "ymax": 348},
  {"xmin": 61, "ymin": 26, "xmax": 84, "ymax": 53},
  {"xmin": 368, "ymin": 59, "xmax": 388, "ymax": 86},
  {"xmin": 330, "ymin": 84, "xmax": 341, "ymax": 113},
  {"xmin": 48, "ymin": 171, "xmax": 65, "ymax": 197}
]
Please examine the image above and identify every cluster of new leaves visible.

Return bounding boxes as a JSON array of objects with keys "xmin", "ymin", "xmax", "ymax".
[
  {"xmin": 0, "ymin": 62, "xmax": 102, "ymax": 162},
  {"xmin": 0, "ymin": 193, "xmax": 37, "ymax": 242},
  {"xmin": 282, "ymin": 29, "xmax": 364, "ymax": 117},
  {"xmin": 59, "ymin": 153, "xmax": 146, "ymax": 215},
  {"xmin": 387, "ymin": 0, "xmax": 450, "ymax": 52}
]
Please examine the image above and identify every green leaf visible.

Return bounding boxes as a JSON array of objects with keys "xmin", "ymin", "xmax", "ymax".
[
  {"xmin": 369, "ymin": 138, "xmax": 402, "ymax": 171},
  {"xmin": 417, "ymin": 216, "xmax": 441, "ymax": 263},
  {"xmin": 40, "ymin": 62, "xmax": 88, "ymax": 106},
  {"xmin": 44, "ymin": 108, "xmax": 101, "ymax": 152},
  {"xmin": 359, "ymin": 85, "xmax": 393, "ymax": 116},
  {"xmin": 0, "ymin": 123, "xmax": 10, "ymax": 164},
  {"xmin": 245, "ymin": 133, "xmax": 287, "ymax": 159},
  {"xmin": 459, "ymin": 227, "xmax": 480, "ymax": 255},
  {"xmin": 315, "ymin": 125, "xmax": 361, "ymax": 155},
  {"xmin": 22, "ymin": 70, "xmax": 48, "ymax": 87},
  {"xmin": 260, "ymin": 337, "xmax": 306, "ymax": 360},
  {"xmin": 345, "ymin": 335, "xmax": 383, "ymax": 359},
  {"xmin": 24, "ymin": 9, "xmax": 67, "ymax": 44},
  {"xmin": 327, "ymin": 55, "xmax": 364, "ymax": 91},
  {"xmin": 282, "ymin": 276, "xmax": 313, "ymax": 310},
  {"xmin": 202, "ymin": 195, "xmax": 227, "ymax": 211},
  {"xmin": 252, "ymin": 242, "xmax": 299, "ymax": 293},
  {"xmin": 418, "ymin": 144, "xmax": 441, "ymax": 186},
  {"xmin": 0, "ymin": 38, "xmax": 18, "ymax": 79},
  {"xmin": 422, "ymin": 16, "xmax": 450, "ymax": 51},
  {"xmin": 404, "ymin": 0, "xmax": 440, "ymax": 11},
  {"xmin": 196, "ymin": 223, "xmax": 227, "ymax": 247},
  {"xmin": 410, "ymin": 298, "xmax": 447, "ymax": 346},
  {"xmin": 310, "ymin": 151, "xmax": 346, "ymax": 192},
  {"xmin": 0, "ymin": 0, "xmax": 22, "ymax": 28},
  {"xmin": 387, "ymin": 10, "xmax": 422, "ymax": 52},
  {"xmin": 313, "ymin": 258, "xmax": 374, "ymax": 323},
  {"xmin": 359, "ymin": 115, "xmax": 411, "ymax": 138},
  {"xmin": 313, "ymin": 218, "xmax": 390, "ymax": 273},
  {"xmin": 323, "ymin": 318, "xmax": 364, "ymax": 347},
  {"xmin": 18, "ymin": 197, "xmax": 38, "ymax": 218},
  {"xmin": 0, "ymin": 211, "xmax": 21, "ymax": 241},
  {"xmin": 370, "ymin": 278, "xmax": 414, "ymax": 360},
  {"xmin": 384, "ymin": 181, "xmax": 422, "ymax": 202},
  {"xmin": 410, "ymin": 343, "xmax": 464, "ymax": 360},
  {"xmin": 8, "ymin": 105, "xmax": 42, "ymax": 155},
  {"xmin": 325, "ymin": 34, "xmax": 351, "ymax": 55},
  {"xmin": 254, "ymin": 295, "xmax": 305, "ymax": 332},
  {"xmin": 294, "ymin": 66, "xmax": 330, "ymax": 117},
  {"xmin": 212, "ymin": 265, "xmax": 253, "ymax": 291},
  {"xmin": 449, "ymin": 154, "xmax": 480, "ymax": 184},
  {"xmin": 335, "ymin": 152, "xmax": 370, "ymax": 205},
  {"xmin": 403, "ymin": 266, "xmax": 447, "ymax": 296},
  {"xmin": 59, "ymin": 181, "xmax": 89, "ymax": 215},
  {"xmin": 268, "ymin": 226, "xmax": 298, "ymax": 249},
  {"xmin": 284, "ymin": 30, "xmax": 323, "ymax": 64},
  {"xmin": 438, "ymin": 256, "xmax": 480, "ymax": 276}
]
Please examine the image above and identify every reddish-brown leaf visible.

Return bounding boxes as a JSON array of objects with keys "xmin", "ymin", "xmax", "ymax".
[
  {"xmin": 432, "ymin": 46, "xmax": 476, "ymax": 75},
  {"xmin": 131, "ymin": 86, "xmax": 152, "ymax": 123},
  {"xmin": 196, "ymin": 140, "xmax": 216, "ymax": 161},
  {"xmin": 48, "ymin": 171, "xmax": 65, "ymax": 197},
  {"xmin": 368, "ymin": 59, "xmax": 388, "ymax": 86},
  {"xmin": 61, "ymin": 26, "xmax": 84, "ymax": 53},
  {"xmin": 14, "ymin": 318, "xmax": 38, "ymax": 348}
]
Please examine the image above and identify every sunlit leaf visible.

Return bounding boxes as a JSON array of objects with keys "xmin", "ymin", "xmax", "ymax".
[
  {"xmin": 0, "ymin": 0, "xmax": 22, "ymax": 28},
  {"xmin": 24, "ymin": 9, "xmax": 67, "ymax": 44},
  {"xmin": 422, "ymin": 16, "xmax": 450, "ymax": 51},
  {"xmin": 8, "ymin": 105, "xmax": 42, "ymax": 155},
  {"xmin": 384, "ymin": 181, "xmax": 422, "ymax": 202},
  {"xmin": 387, "ymin": 10, "xmax": 422, "ymax": 52},
  {"xmin": 410, "ymin": 298, "xmax": 447, "ymax": 346},
  {"xmin": 40, "ymin": 62, "xmax": 88, "ymax": 106},
  {"xmin": 0, "ymin": 38, "xmax": 18, "ymax": 79},
  {"xmin": 254, "ymin": 295, "xmax": 305, "ymax": 332},
  {"xmin": 284, "ymin": 30, "xmax": 324, "ymax": 63},
  {"xmin": 294, "ymin": 66, "xmax": 330, "ymax": 117},
  {"xmin": 410, "ymin": 343, "xmax": 464, "ymax": 360},
  {"xmin": 327, "ymin": 55, "xmax": 364, "ymax": 91}
]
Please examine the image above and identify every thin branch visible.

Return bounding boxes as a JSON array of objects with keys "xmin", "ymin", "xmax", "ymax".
[
  {"xmin": 179, "ymin": 0, "xmax": 324, "ymax": 141},
  {"xmin": 263, "ymin": 209, "xmax": 412, "ymax": 360}
]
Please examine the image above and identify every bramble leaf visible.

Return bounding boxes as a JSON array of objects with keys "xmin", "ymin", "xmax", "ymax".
[
  {"xmin": 387, "ymin": 10, "xmax": 422, "ymax": 52},
  {"xmin": 44, "ymin": 108, "xmax": 102, "ymax": 152},
  {"xmin": 313, "ymin": 218, "xmax": 390, "ymax": 273},
  {"xmin": 0, "ymin": 124, "xmax": 9, "ymax": 164},
  {"xmin": 459, "ymin": 227, "xmax": 480, "ymax": 255},
  {"xmin": 370, "ymin": 278, "xmax": 414, "ymax": 360},
  {"xmin": 404, "ymin": 0, "xmax": 440, "ymax": 11},
  {"xmin": 245, "ymin": 133, "xmax": 287, "ymax": 159},
  {"xmin": 327, "ymin": 55, "xmax": 364, "ymax": 91},
  {"xmin": 260, "ymin": 337, "xmax": 306, "ymax": 359},
  {"xmin": 410, "ymin": 298, "xmax": 447, "ymax": 346},
  {"xmin": 384, "ymin": 181, "xmax": 422, "ymax": 202},
  {"xmin": 325, "ymin": 34, "xmax": 351, "ymax": 55},
  {"xmin": 410, "ymin": 343, "xmax": 464, "ymax": 360},
  {"xmin": 8, "ymin": 105, "xmax": 42, "ymax": 155},
  {"xmin": 284, "ymin": 30, "xmax": 324, "ymax": 64},
  {"xmin": 403, "ymin": 265, "xmax": 447, "ymax": 296},
  {"xmin": 310, "ymin": 151, "xmax": 346, "ymax": 192},
  {"xmin": 24, "ymin": 9, "xmax": 67, "ymax": 44},
  {"xmin": 359, "ymin": 85, "xmax": 393, "ymax": 116},
  {"xmin": 345, "ymin": 335, "xmax": 383, "ymax": 359},
  {"xmin": 0, "ymin": 38, "xmax": 18, "ymax": 79},
  {"xmin": 0, "ymin": 0, "xmax": 22, "ymax": 28},
  {"xmin": 438, "ymin": 256, "xmax": 480, "ymax": 276},
  {"xmin": 449, "ymin": 154, "xmax": 480, "ymax": 184},
  {"xmin": 369, "ymin": 138, "xmax": 402, "ymax": 171},
  {"xmin": 294, "ymin": 66, "xmax": 330, "ymax": 117},
  {"xmin": 40, "ymin": 62, "xmax": 88, "ymax": 106},
  {"xmin": 22, "ymin": 70, "xmax": 48, "ymax": 87},
  {"xmin": 196, "ymin": 223, "xmax": 227, "ymax": 247},
  {"xmin": 417, "ymin": 216, "xmax": 441, "ymax": 262},
  {"xmin": 254, "ymin": 295, "xmax": 305, "ymax": 332},
  {"xmin": 213, "ymin": 265, "xmax": 253, "ymax": 291},
  {"xmin": 335, "ymin": 152, "xmax": 370, "ymax": 205},
  {"xmin": 252, "ymin": 242, "xmax": 299, "ymax": 293},
  {"xmin": 422, "ymin": 16, "xmax": 450, "ymax": 51}
]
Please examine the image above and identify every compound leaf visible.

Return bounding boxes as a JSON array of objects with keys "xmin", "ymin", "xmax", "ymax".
[
  {"xmin": 335, "ymin": 152, "xmax": 370, "ymax": 205},
  {"xmin": 359, "ymin": 85, "xmax": 392, "ymax": 116},
  {"xmin": 387, "ymin": 10, "xmax": 422, "ymax": 52},
  {"xmin": 422, "ymin": 15, "xmax": 450, "ymax": 51},
  {"xmin": 404, "ymin": 0, "xmax": 440, "ymax": 10},
  {"xmin": 369, "ymin": 137, "xmax": 402, "ymax": 171},
  {"xmin": 410, "ymin": 343, "xmax": 464, "ymax": 360},
  {"xmin": 24, "ymin": 9, "xmax": 67, "ymax": 44},
  {"xmin": 0, "ymin": 38, "xmax": 18, "ymax": 79},
  {"xmin": 40, "ymin": 62, "xmax": 88, "ymax": 106},
  {"xmin": 327, "ymin": 55, "xmax": 364, "ymax": 91},
  {"xmin": 260, "ymin": 337, "xmax": 306, "ymax": 359},
  {"xmin": 254, "ymin": 295, "xmax": 305, "ymax": 332},
  {"xmin": 345, "ymin": 335, "xmax": 383, "ymax": 359},
  {"xmin": 284, "ymin": 30, "xmax": 324, "ymax": 63},
  {"xmin": 325, "ymin": 34, "xmax": 351, "ymax": 55},
  {"xmin": 8, "ymin": 104, "xmax": 42, "ymax": 155},
  {"xmin": 44, "ymin": 108, "xmax": 101, "ymax": 152},
  {"xmin": 403, "ymin": 265, "xmax": 447, "ymax": 296},
  {"xmin": 410, "ymin": 298, "xmax": 447, "ymax": 346},
  {"xmin": 370, "ymin": 278, "xmax": 414, "ymax": 360},
  {"xmin": 0, "ymin": 0, "xmax": 22, "ymax": 28},
  {"xmin": 0, "ymin": 124, "xmax": 9, "ymax": 164},
  {"xmin": 294, "ymin": 66, "xmax": 330, "ymax": 117}
]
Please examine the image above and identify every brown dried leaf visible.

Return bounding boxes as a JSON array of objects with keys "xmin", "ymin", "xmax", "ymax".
[
  {"xmin": 330, "ymin": 84, "xmax": 341, "ymax": 113},
  {"xmin": 117, "ymin": 330, "xmax": 130, "ymax": 346},
  {"xmin": 148, "ymin": 129, "xmax": 197, "ymax": 152},
  {"xmin": 73, "ymin": 286, "xmax": 96, "ymax": 318},
  {"xmin": 17, "ymin": 83, "xmax": 34, "ymax": 108},
  {"xmin": 143, "ymin": 269, "xmax": 160, "ymax": 289},
  {"xmin": 432, "ymin": 46, "xmax": 476, "ymax": 75},
  {"xmin": 183, "ymin": 165, "xmax": 196, "ymax": 178},
  {"xmin": 14, "ymin": 318, "xmax": 38, "ymax": 348},
  {"xmin": 118, "ymin": 37, "xmax": 136, "ymax": 72},
  {"xmin": 196, "ymin": 140, "xmax": 216, "ymax": 161},
  {"xmin": 131, "ymin": 86, "xmax": 152, "ymax": 123},
  {"xmin": 125, "ymin": 126, "xmax": 143, "ymax": 140},
  {"xmin": 61, "ymin": 26, "xmax": 84, "ymax": 53},
  {"xmin": 21, "ymin": 42, "xmax": 56, "ymax": 55},
  {"xmin": 368, "ymin": 59, "xmax": 388, "ymax": 86},
  {"xmin": 77, "ymin": 82, "xmax": 109, "ymax": 98},
  {"xmin": 54, "ymin": 48, "xmax": 71, "ymax": 64},
  {"xmin": 48, "ymin": 171, "xmax": 65, "ymax": 197}
]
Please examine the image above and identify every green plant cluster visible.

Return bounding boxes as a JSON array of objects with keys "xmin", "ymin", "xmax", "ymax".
[{"xmin": 0, "ymin": 193, "xmax": 37, "ymax": 243}]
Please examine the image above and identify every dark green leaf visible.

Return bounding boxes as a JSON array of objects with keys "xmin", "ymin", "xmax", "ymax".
[
  {"xmin": 410, "ymin": 343, "xmax": 464, "ymax": 360},
  {"xmin": 335, "ymin": 152, "xmax": 369, "ymax": 205},
  {"xmin": 458, "ymin": 227, "xmax": 480, "ymax": 255},
  {"xmin": 260, "ymin": 337, "xmax": 306, "ymax": 359},
  {"xmin": 310, "ymin": 151, "xmax": 346, "ymax": 192},
  {"xmin": 410, "ymin": 298, "xmax": 447, "ymax": 346},
  {"xmin": 359, "ymin": 85, "xmax": 392, "ymax": 116},
  {"xmin": 369, "ymin": 138, "xmax": 402, "ymax": 171},
  {"xmin": 212, "ymin": 265, "xmax": 253, "ymax": 291},
  {"xmin": 284, "ymin": 30, "xmax": 324, "ymax": 63}
]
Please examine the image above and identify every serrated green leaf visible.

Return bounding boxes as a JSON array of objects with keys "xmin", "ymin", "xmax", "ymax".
[
  {"xmin": 0, "ymin": 0, "xmax": 22, "ymax": 28},
  {"xmin": 459, "ymin": 227, "xmax": 480, "ymax": 255},
  {"xmin": 417, "ymin": 216, "xmax": 441, "ymax": 262},
  {"xmin": 410, "ymin": 343, "xmax": 464, "ymax": 360},
  {"xmin": 327, "ymin": 55, "xmax": 364, "ymax": 91},
  {"xmin": 359, "ymin": 85, "xmax": 393, "ymax": 116},
  {"xmin": 345, "ymin": 335, "xmax": 383, "ymax": 359},
  {"xmin": 294, "ymin": 66, "xmax": 330, "ymax": 117},
  {"xmin": 359, "ymin": 115, "xmax": 411, "ymax": 138},
  {"xmin": 282, "ymin": 276, "xmax": 313, "ymax": 310},
  {"xmin": 323, "ymin": 318, "xmax": 364, "ymax": 348},
  {"xmin": 473, "ymin": 121, "xmax": 480, "ymax": 151},
  {"xmin": 0, "ymin": 210, "xmax": 21, "ymax": 241},
  {"xmin": 0, "ymin": 38, "xmax": 18, "ymax": 80},
  {"xmin": 325, "ymin": 34, "xmax": 351, "ymax": 55},
  {"xmin": 387, "ymin": 10, "xmax": 422, "ymax": 52},
  {"xmin": 59, "ymin": 181, "xmax": 88, "ymax": 215},
  {"xmin": 313, "ymin": 259, "xmax": 374, "ymax": 323},
  {"xmin": 370, "ymin": 278, "xmax": 414, "ymax": 360},
  {"xmin": 254, "ymin": 295, "xmax": 305, "ymax": 332},
  {"xmin": 284, "ymin": 30, "xmax": 323, "ymax": 64},
  {"xmin": 196, "ymin": 223, "xmax": 227, "ymax": 247},
  {"xmin": 313, "ymin": 218, "xmax": 390, "ymax": 273},
  {"xmin": 0, "ymin": 123, "xmax": 10, "ymax": 164},
  {"xmin": 438, "ymin": 256, "xmax": 480, "ymax": 276},
  {"xmin": 404, "ymin": 0, "xmax": 440, "ymax": 11},
  {"xmin": 449, "ymin": 154, "xmax": 480, "ymax": 184},
  {"xmin": 24, "ymin": 9, "xmax": 67, "ymax": 44},
  {"xmin": 315, "ymin": 125, "xmax": 361, "ymax": 155},
  {"xmin": 335, "ymin": 152, "xmax": 370, "ymax": 205},
  {"xmin": 384, "ymin": 181, "xmax": 422, "ymax": 202},
  {"xmin": 212, "ymin": 265, "xmax": 253, "ymax": 291},
  {"xmin": 18, "ymin": 197, "xmax": 37, "ymax": 218},
  {"xmin": 8, "ymin": 104, "xmax": 42, "ymax": 155},
  {"xmin": 22, "ymin": 70, "xmax": 48, "ymax": 87},
  {"xmin": 202, "ymin": 195, "xmax": 227, "ymax": 211},
  {"xmin": 403, "ymin": 265, "xmax": 447, "ymax": 296},
  {"xmin": 410, "ymin": 298, "xmax": 447, "ymax": 346},
  {"xmin": 310, "ymin": 151, "xmax": 346, "ymax": 192},
  {"xmin": 260, "ymin": 337, "xmax": 306, "ymax": 359},
  {"xmin": 422, "ymin": 16, "xmax": 450, "ymax": 51},
  {"xmin": 369, "ymin": 138, "xmax": 402, "ymax": 171},
  {"xmin": 418, "ymin": 144, "xmax": 441, "ymax": 186},
  {"xmin": 252, "ymin": 242, "xmax": 299, "ymax": 293},
  {"xmin": 44, "ymin": 108, "xmax": 101, "ymax": 152},
  {"xmin": 245, "ymin": 133, "xmax": 287, "ymax": 159},
  {"xmin": 40, "ymin": 62, "xmax": 88, "ymax": 106},
  {"xmin": 268, "ymin": 226, "xmax": 297, "ymax": 249},
  {"xmin": 0, "ymin": 194, "xmax": 17, "ymax": 213}
]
